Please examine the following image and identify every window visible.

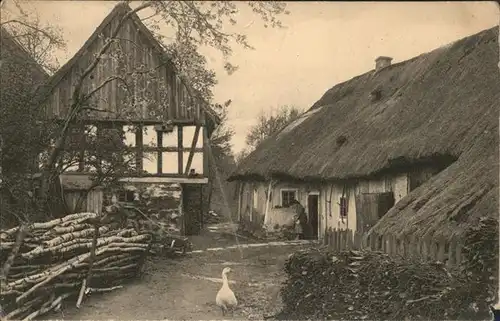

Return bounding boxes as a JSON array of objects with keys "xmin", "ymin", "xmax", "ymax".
[
  {"xmin": 339, "ymin": 197, "xmax": 348, "ymax": 218},
  {"xmin": 281, "ymin": 189, "xmax": 297, "ymax": 208}
]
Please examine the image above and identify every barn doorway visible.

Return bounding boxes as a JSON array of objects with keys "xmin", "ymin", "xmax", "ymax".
[{"xmin": 307, "ymin": 193, "xmax": 319, "ymax": 239}]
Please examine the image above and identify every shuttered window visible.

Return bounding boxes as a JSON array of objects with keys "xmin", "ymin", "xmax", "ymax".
[{"xmin": 339, "ymin": 197, "xmax": 348, "ymax": 217}]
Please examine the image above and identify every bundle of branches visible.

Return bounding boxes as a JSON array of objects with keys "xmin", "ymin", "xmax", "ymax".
[
  {"xmin": 279, "ymin": 247, "xmax": 490, "ymax": 320},
  {"xmin": 237, "ymin": 219, "xmax": 295, "ymax": 241},
  {"xmin": 112, "ymin": 204, "xmax": 192, "ymax": 255},
  {"xmin": 237, "ymin": 218, "xmax": 267, "ymax": 240},
  {"xmin": 0, "ymin": 212, "xmax": 153, "ymax": 320},
  {"xmin": 204, "ymin": 210, "xmax": 221, "ymax": 225},
  {"xmin": 455, "ymin": 216, "xmax": 499, "ymax": 314}
]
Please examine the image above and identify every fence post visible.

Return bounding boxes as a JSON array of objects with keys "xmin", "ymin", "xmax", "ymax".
[
  {"xmin": 447, "ymin": 238, "xmax": 457, "ymax": 267},
  {"xmin": 341, "ymin": 229, "xmax": 346, "ymax": 251},
  {"xmin": 395, "ymin": 236, "xmax": 401, "ymax": 256},
  {"xmin": 336, "ymin": 228, "xmax": 342, "ymax": 252},
  {"xmin": 386, "ymin": 234, "xmax": 392, "ymax": 255},
  {"xmin": 347, "ymin": 229, "xmax": 354, "ymax": 250},
  {"xmin": 408, "ymin": 235, "xmax": 415, "ymax": 258},
  {"xmin": 402, "ymin": 236, "xmax": 408, "ymax": 257},
  {"xmin": 436, "ymin": 238, "xmax": 446, "ymax": 263},
  {"xmin": 391, "ymin": 234, "xmax": 398, "ymax": 256},
  {"xmin": 331, "ymin": 228, "xmax": 336, "ymax": 251},
  {"xmin": 384, "ymin": 234, "xmax": 389, "ymax": 253},
  {"xmin": 370, "ymin": 233, "xmax": 376, "ymax": 251},
  {"xmin": 339, "ymin": 229, "xmax": 344, "ymax": 251},
  {"xmin": 456, "ymin": 242, "xmax": 463, "ymax": 265},
  {"xmin": 355, "ymin": 231, "xmax": 362, "ymax": 250},
  {"xmin": 431, "ymin": 240, "xmax": 439, "ymax": 261},
  {"xmin": 421, "ymin": 236, "xmax": 429, "ymax": 259},
  {"xmin": 386, "ymin": 234, "xmax": 393, "ymax": 254}
]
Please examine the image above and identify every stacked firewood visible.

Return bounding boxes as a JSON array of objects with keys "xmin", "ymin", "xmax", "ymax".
[{"xmin": 0, "ymin": 211, "xmax": 158, "ymax": 320}]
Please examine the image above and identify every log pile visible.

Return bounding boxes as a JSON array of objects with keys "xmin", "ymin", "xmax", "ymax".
[{"xmin": 0, "ymin": 211, "xmax": 158, "ymax": 320}]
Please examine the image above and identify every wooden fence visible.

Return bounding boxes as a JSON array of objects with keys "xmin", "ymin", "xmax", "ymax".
[{"xmin": 324, "ymin": 228, "xmax": 465, "ymax": 267}]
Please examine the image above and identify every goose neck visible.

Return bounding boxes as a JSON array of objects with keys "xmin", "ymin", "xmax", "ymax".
[{"xmin": 222, "ymin": 273, "xmax": 229, "ymax": 286}]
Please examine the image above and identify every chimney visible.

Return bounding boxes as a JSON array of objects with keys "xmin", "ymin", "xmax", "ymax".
[{"xmin": 375, "ymin": 56, "xmax": 393, "ymax": 71}]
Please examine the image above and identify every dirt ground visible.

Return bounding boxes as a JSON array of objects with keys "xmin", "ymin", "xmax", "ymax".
[{"xmin": 50, "ymin": 224, "xmax": 314, "ymax": 320}]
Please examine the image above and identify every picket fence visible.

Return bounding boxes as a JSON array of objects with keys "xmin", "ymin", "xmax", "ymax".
[{"xmin": 323, "ymin": 228, "xmax": 465, "ymax": 267}]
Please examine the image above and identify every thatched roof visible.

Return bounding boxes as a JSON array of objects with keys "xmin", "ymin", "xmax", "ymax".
[
  {"xmin": 229, "ymin": 27, "xmax": 499, "ymax": 239},
  {"xmin": 36, "ymin": 2, "xmax": 220, "ymax": 128}
]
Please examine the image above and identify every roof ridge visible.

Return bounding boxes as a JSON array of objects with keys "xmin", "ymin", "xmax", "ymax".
[{"xmin": 309, "ymin": 26, "xmax": 497, "ymax": 111}]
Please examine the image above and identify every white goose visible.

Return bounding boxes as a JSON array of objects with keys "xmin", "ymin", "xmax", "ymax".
[{"xmin": 215, "ymin": 267, "xmax": 238, "ymax": 316}]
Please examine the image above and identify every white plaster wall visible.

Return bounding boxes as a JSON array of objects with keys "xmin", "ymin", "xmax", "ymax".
[
  {"xmin": 368, "ymin": 178, "xmax": 386, "ymax": 193},
  {"xmin": 239, "ymin": 167, "xmax": 436, "ymax": 240},
  {"xmin": 320, "ymin": 184, "xmax": 357, "ymax": 235},
  {"xmin": 392, "ymin": 173, "xmax": 409, "ymax": 203}
]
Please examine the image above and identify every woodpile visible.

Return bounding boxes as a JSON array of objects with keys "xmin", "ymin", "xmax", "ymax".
[{"xmin": 0, "ymin": 210, "xmax": 184, "ymax": 320}]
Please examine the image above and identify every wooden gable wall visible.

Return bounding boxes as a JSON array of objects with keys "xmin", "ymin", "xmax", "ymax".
[{"xmin": 45, "ymin": 9, "xmax": 203, "ymax": 123}]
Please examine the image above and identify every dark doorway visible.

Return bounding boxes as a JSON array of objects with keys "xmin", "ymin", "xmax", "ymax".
[{"xmin": 307, "ymin": 194, "xmax": 319, "ymax": 239}]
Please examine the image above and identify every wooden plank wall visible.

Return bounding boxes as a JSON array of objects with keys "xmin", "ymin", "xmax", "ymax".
[
  {"xmin": 46, "ymin": 16, "xmax": 202, "ymax": 122},
  {"xmin": 86, "ymin": 189, "xmax": 103, "ymax": 214}
]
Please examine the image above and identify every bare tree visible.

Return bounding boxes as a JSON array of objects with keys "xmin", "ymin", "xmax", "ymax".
[
  {"xmin": 245, "ymin": 105, "xmax": 302, "ymax": 152},
  {"xmin": 0, "ymin": 0, "xmax": 66, "ymax": 73}
]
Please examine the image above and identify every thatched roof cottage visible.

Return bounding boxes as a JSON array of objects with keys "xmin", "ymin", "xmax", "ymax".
[{"xmin": 228, "ymin": 27, "xmax": 499, "ymax": 242}]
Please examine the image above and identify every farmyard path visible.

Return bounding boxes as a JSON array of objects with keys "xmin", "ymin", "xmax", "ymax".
[{"xmin": 48, "ymin": 227, "xmax": 316, "ymax": 320}]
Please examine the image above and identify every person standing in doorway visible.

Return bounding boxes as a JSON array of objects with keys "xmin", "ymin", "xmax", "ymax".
[{"xmin": 290, "ymin": 199, "xmax": 308, "ymax": 240}]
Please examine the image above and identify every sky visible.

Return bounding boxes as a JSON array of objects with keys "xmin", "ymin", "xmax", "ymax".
[{"xmin": 3, "ymin": 1, "xmax": 499, "ymax": 155}]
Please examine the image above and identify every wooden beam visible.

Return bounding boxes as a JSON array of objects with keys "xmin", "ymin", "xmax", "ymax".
[
  {"xmin": 135, "ymin": 126, "xmax": 143, "ymax": 175},
  {"xmin": 200, "ymin": 184, "xmax": 204, "ymax": 229},
  {"xmin": 184, "ymin": 125, "xmax": 201, "ymax": 175},
  {"xmin": 157, "ymin": 130, "xmax": 163, "ymax": 174},
  {"xmin": 77, "ymin": 124, "xmax": 85, "ymax": 171},
  {"xmin": 179, "ymin": 184, "xmax": 185, "ymax": 236},
  {"xmin": 202, "ymin": 126, "xmax": 209, "ymax": 177},
  {"xmin": 264, "ymin": 180, "xmax": 274, "ymax": 227},
  {"xmin": 141, "ymin": 147, "xmax": 203, "ymax": 153},
  {"xmin": 119, "ymin": 176, "xmax": 208, "ymax": 184},
  {"xmin": 95, "ymin": 124, "xmax": 103, "ymax": 173},
  {"xmin": 51, "ymin": 117, "xmax": 205, "ymax": 126},
  {"xmin": 60, "ymin": 171, "xmax": 205, "ymax": 179},
  {"xmin": 177, "ymin": 126, "xmax": 183, "ymax": 174},
  {"xmin": 249, "ymin": 182, "xmax": 254, "ymax": 222},
  {"xmin": 237, "ymin": 182, "xmax": 243, "ymax": 221}
]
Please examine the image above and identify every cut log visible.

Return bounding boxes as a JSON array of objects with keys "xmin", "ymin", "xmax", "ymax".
[
  {"xmin": 22, "ymin": 292, "xmax": 72, "ymax": 321},
  {"xmin": 1, "ymin": 225, "xmax": 29, "ymax": 288}
]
